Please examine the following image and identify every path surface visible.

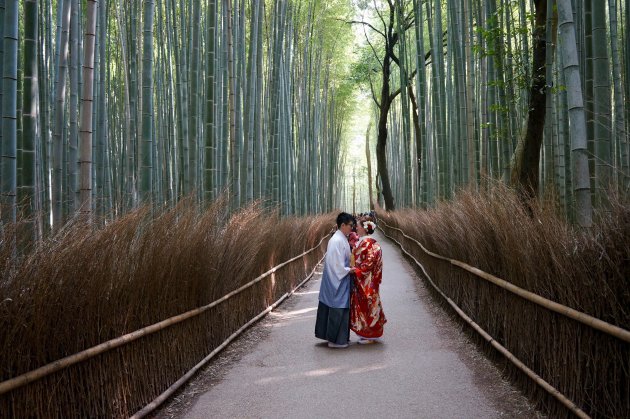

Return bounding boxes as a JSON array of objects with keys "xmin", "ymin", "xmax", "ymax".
[{"xmin": 165, "ymin": 232, "xmax": 539, "ymax": 418}]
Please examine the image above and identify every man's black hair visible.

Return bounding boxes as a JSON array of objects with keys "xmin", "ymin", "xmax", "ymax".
[{"xmin": 336, "ymin": 212, "xmax": 355, "ymax": 228}]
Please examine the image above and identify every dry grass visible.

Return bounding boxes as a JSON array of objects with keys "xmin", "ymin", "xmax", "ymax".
[
  {"xmin": 379, "ymin": 184, "xmax": 629, "ymax": 418},
  {"xmin": 0, "ymin": 199, "xmax": 335, "ymax": 417}
]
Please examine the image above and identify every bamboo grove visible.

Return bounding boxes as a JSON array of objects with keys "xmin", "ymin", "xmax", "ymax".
[
  {"xmin": 2, "ymin": 0, "xmax": 630, "ymax": 240},
  {"xmin": 0, "ymin": 0, "xmax": 355, "ymax": 241},
  {"xmin": 355, "ymin": 0, "xmax": 629, "ymax": 227}
]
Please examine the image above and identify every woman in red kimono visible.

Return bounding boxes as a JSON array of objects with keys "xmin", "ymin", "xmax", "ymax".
[{"xmin": 350, "ymin": 217, "xmax": 386, "ymax": 344}]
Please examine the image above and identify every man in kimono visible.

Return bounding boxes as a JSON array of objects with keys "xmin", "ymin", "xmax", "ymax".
[{"xmin": 315, "ymin": 212, "xmax": 356, "ymax": 348}]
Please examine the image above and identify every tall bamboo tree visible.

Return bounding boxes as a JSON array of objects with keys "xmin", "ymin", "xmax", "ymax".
[
  {"xmin": 52, "ymin": 0, "xmax": 71, "ymax": 229},
  {"xmin": 188, "ymin": 0, "xmax": 200, "ymax": 195},
  {"xmin": 625, "ymin": 0, "xmax": 630, "ymax": 184},
  {"xmin": 204, "ymin": 0, "xmax": 217, "ymax": 201},
  {"xmin": 411, "ymin": 0, "xmax": 427, "ymax": 205},
  {"xmin": 224, "ymin": 0, "xmax": 237, "ymax": 208},
  {"xmin": 591, "ymin": 1, "xmax": 612, "ymax": 202},
  {"xmin": 557, "ymin": 0, "xmax": 592, "ymax": 226},
  {"xmin": 68, "ymin": 0, "xmax": 79, "ymax": 212},
  {"xmin": 0, "ymin": 0, "xmax": 4, "ymax": 153},
  {"xmin": 96, "ymin": 0, "xmax": 110, "ymax": 216},
  {"xmin": 244, "ymin": 0, "xmax": 260, "ymax": 203},
  {"xmin": 609, "ymin": 0, "xmax": 628, "ymax": 189},
  {"xmin": 1, "ymin": 0, "xmax": 18, "ymax": 226},
  {"xmin": 140, "ymin": 0, "xmax": 155, "ymax": 203},
  {"xmin": 79, "ymin": 0, "xmax": 98, "ymax": 214},
  {"xmin": 462, "ymin": 0, "xmax": 476, "ymax": 187},
  {"xmin": 20, "ymin": 0, "xmax": 38, "ymax": 240}
]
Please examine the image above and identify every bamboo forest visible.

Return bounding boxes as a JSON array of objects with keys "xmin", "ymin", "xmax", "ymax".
[
  {"xmin": 1, "ymin": 0, "xmax": 629, "ymax": 228},
  {"xmin": 1, "ymin": 1, "xmax": 629, "ymax": 418}
]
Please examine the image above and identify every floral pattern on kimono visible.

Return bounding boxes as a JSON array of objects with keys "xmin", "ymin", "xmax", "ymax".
[{"xmin": 350, "ymin": 237, "xmax": 386, "ymax": 338}]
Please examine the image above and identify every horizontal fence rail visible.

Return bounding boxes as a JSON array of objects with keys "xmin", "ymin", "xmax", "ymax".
[
  {"xmin": 378, "ymin": 225, "xmax": 590, "ymax": 419},
  {"xmin": 0, "ymin": 234, "xmax": 329, "ymax": 397},
  {"xmin": 379, "ymin": 221, "xmax": 630, "ymax": 344},
  {"xmin": 131, "ymin": 253, "xmax": 326, "ymax": 418}
]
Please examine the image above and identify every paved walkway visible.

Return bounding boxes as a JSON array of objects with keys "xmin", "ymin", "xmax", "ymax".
[{"xmin": 176, "ymin": 232, "xmax": 538, "ymax": 418}]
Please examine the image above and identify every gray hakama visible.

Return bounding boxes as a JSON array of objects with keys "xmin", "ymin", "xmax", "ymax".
[
  {"xmin": 315, "ymin": 229, "xmax": 352, "ymax": 345},
  {"xmin": 315, "ymin": 302, "xmax": 350, "ymax": 344}
]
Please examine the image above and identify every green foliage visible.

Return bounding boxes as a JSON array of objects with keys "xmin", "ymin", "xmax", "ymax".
[
  {"xmin": 550, "ymin": 84, "xmax": 567, "ymax": 94},
  {"xmin": 474, "ymin": 1, "xmax": 533, "ymax": 91},
  {"xmin": 349, "ymin": 44, "xmax": 383, "ymax": 91},
  {"xmin": 489, "ymin": 103, "xmax": 509, "ymax": 113}
]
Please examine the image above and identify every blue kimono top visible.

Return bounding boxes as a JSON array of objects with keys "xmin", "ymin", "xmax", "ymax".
[{"xmin": 318, "ymin": 229, "xmax": 352, "ymax": 308}]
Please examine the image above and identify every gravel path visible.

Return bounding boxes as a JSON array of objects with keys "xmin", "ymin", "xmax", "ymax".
[{"xmin": 157, "ymin": 232, "xmax": 540, "ymax": 419}]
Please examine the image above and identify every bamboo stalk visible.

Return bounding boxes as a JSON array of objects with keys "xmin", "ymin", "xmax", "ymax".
[
  {"xmin": 131, "ymin": 254, "xmax": 326, "ymax": 418},
  {"xmin": 379, "ymin": 221, "xmax": 630, "ymax": 344},
  {"xmin": 381, "ymin": 228, "xmax": 590, "ymax": 419},
  {"xmin": 0, "ymin": 235, "xmax": 328, "ymax": 396}
]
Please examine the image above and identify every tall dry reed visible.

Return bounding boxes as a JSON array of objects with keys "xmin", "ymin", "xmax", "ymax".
[
  {"xmin": 0, "ymin": 199, "xmax": 335, "ymax": 417},
  {"xmin": 379, "ymin": 184, "xmax": 629, "ymax": 418}
]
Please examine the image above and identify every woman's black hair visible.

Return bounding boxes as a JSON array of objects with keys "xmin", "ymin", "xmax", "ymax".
[{"xmin": 336, "ymin": 212, "xmax": 355, "ymax": 228}]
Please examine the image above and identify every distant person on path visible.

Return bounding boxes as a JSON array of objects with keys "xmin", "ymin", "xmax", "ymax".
[
  {"xmin": 315, "ymin": 212, "xmax": 356, "ymax": 348},
  {"xmin": 350, "ymin": 216, "xmax": 386, "ymax": 344}
]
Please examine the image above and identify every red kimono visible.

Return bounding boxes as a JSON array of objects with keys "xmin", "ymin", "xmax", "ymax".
[{"xmin": 350, "ymin": 237, "xmax": 386, "ymax": 338}]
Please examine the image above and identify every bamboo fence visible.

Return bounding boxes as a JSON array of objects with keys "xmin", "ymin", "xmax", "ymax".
[
  {"xmin": 379, "ymin": 224, "xmax": 590, "ymax": 419},
  {"xmin": 380, "ymin": 221, "xmax": 630, "ymax": 343},
  {"xmin": 0, "ymin": 233, "xmax": 329, "ymax": 417},
  {"xmin": 379, "ymin": 219, "xmax": 630, "ymax": 418}
]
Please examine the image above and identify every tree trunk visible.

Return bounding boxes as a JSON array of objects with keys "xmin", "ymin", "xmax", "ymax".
[
  {"xmin": 376, "ymin": 52, "xmax": 395, "ymax": 211},
  {"xmin": 374, "ymin": 2, "xmax": 398, "ymax": 212},
  {"xmin": 510, "ymin": 0, "xmax": 549, "ymax": 198},
  {"xmin": 412, "ymin": 0, "xmax": 428, "ymax": 206},
  {"xmin": 408, "ymin": 85, "xmax": 422, "ymax": 195},
  {"xmin": 365, "ymin": 120, "xmax": 374, "ymax": 209}
]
